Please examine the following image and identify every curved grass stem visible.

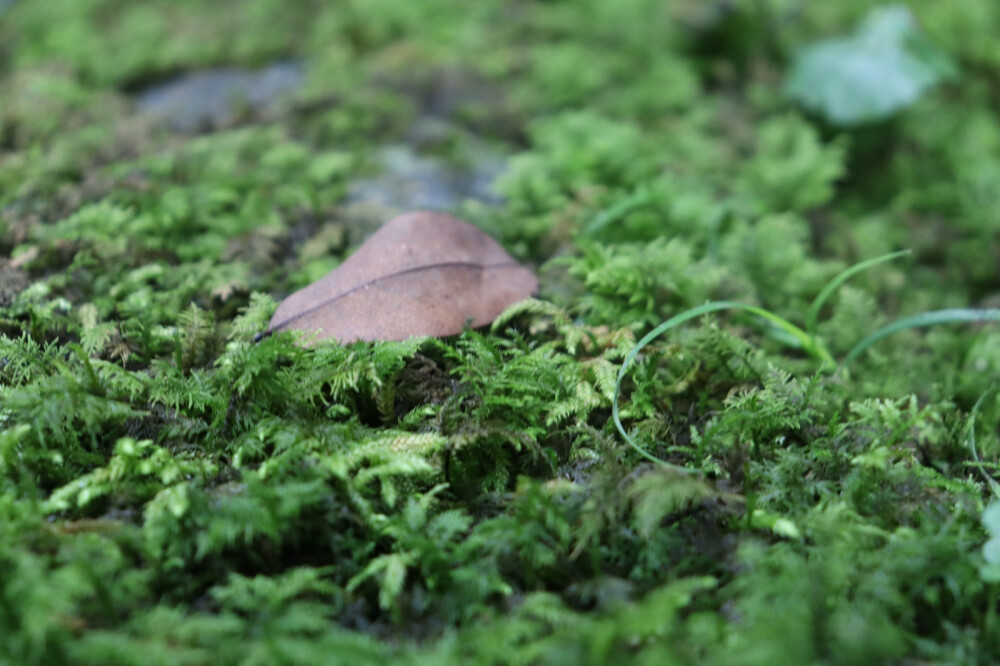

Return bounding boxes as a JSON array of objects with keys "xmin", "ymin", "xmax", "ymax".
[
  {"xmin": 805, "ymin": 250, "xmax": 911, "ymax": 336},
  {"xmin": 613, "ymin": 301, "xmax": 828, "ymax": 467}
]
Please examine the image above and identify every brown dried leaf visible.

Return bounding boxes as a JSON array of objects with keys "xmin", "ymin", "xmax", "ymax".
[{"xmin": 269, "ymin": 211, "xmax": 538, "ymax": 343}]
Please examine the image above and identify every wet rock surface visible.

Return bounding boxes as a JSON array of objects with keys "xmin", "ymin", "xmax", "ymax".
[
  {"xmin": 346, "ymin": 143, "xmax": 505, "ymax": 218},
  {"xmin": 132, "ymin": 61, "xmax": 506, "ymax": 216},
  {"xmin": 134, "ymin": 61, "xmax": 304, "ymax": 132}
]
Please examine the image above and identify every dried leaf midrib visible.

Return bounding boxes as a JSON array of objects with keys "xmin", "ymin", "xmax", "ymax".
[{"xmin": 270, "ymin": 259, "xmax": 524, "ymax": 331}]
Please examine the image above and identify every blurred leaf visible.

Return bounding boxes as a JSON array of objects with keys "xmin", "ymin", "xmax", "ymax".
[
  {"xmin": 784, "ymin": 5, "xmax": 957, "ymax": 126},
  {"xmin": 983, "ymin": 502, "xmax": 1000, "ymax": 536},
  {"xmin": 982, "ymin": 502, "xmax": 1000, "ymax": 582}
]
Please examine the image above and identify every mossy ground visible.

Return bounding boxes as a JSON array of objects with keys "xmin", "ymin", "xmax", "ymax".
[{"xmin": 3, "ymin": 1, "xmax": 1000, "ymax": 663}]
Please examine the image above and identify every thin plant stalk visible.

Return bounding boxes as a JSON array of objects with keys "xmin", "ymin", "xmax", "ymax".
[
  {"xmin": 805, "ymin": 250, "xmax": 911, "ymax": 336},
  {"xmin": 964, "ymin": 386, "xmax": 1000, "ymax": 499},
  {"xmin": 842, "ymin": 309, "xmax": 1000, "ymax": 368},
  {"xmin": 613, "ymin": 301, "xmax": 829, "ymax": 467}
]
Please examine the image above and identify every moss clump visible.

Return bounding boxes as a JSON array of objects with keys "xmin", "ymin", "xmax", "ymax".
[{"xmin": 3, "ymin": 0, "xmax": 1000, "ymax": 663}]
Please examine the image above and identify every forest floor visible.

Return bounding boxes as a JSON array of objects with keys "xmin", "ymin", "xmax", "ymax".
[{"xmin": 3, "ymin": 1, "xmax": 1000, "ymax": 664}]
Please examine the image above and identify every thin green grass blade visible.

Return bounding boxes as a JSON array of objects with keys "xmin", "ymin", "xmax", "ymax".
[
  {"xmin": 964, "ymin": 386, "xmax": 1000, "ymax": 499},
  {"xmin": 842, "ymin": 308, "xmax": 1000, "ymax": 368},
  {"xmin": 740, "ymin": 307, "xmax": 835, "ymax": 367},
  {"xmin": 805, "ymin": 250, "xmax": 911, "ymax": 335},
  {"xmin": 613, "ymin": 301, "xmax": 829, "ymax": 467},
  {"xmin": 741, "ymin": 309, "xmax": 835, "ymax": 367},
  {"xmin": 581, "ymin": 188, "xmax": 654, "ymax": 236}
]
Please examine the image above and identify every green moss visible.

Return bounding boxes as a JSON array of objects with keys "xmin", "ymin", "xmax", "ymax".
[{"xmin": 3, "ymin": 0, "xmax": 1000, "ymax": 663}]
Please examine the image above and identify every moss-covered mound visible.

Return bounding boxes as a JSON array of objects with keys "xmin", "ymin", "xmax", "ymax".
[{"xmin": 3, "ymin": 1, "xmax": 1000, "ymax": 663}]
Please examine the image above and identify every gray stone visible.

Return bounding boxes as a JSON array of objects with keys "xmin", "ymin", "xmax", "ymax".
[
  {"xmin": 134, "ymin": 61, "xmax": 303, "ymax": 132},
  {"xmin": 346, "ymin": 144, "xmax": 505, "ymax": 217}
]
